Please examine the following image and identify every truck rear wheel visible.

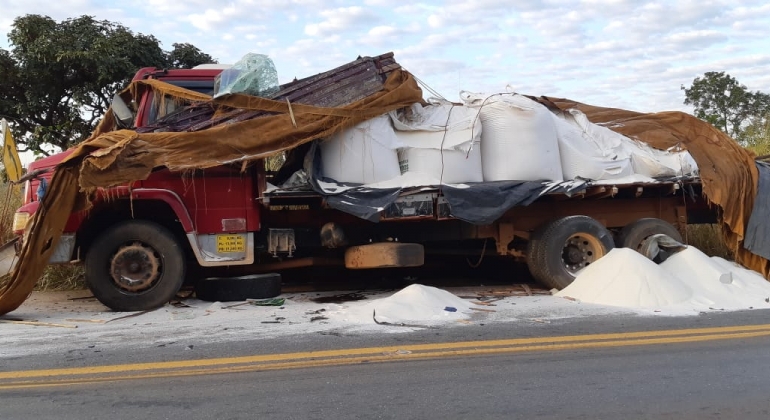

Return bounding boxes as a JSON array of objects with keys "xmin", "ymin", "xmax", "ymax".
[
  {"xmin": 616, "ymin": 218, "xmax": 683, "ymax": 251},
  {"xmin": 85, "ymin": 220, "xmax": 186, "ymax": 311},
  {"xmin": 526, "ymin": 216, "xmax": 614, "ymax": 290}
]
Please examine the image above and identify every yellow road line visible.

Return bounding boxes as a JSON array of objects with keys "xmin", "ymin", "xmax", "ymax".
[{"xmin": 2, "ymin": 323, "xmax": 770, "ymax": 390}]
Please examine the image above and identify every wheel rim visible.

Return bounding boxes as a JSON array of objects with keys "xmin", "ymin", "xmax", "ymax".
[
  {"xmin": 561, "ymin": 233, "xmax": 604, "ymax": 274},
  {"xmin": 109, "ymin": 242, "xmax": 161, "ymax": 292}
]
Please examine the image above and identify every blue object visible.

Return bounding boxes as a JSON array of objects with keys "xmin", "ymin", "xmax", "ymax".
[
  {"xmin": 444, "ymin": 306, "xmax": 457, "ymax": 312},
  {"xmin": 36, "ymin": 178, "xmax": 48, "ymax": 201}
]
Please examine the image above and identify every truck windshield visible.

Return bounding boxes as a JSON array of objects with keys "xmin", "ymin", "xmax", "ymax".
[{"xmin": 147, "ymin": 80, "xmax": 215, "ymax": 125}]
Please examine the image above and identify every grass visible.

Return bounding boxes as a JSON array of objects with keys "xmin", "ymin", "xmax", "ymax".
[
  {"xmin": 34, "ymin": 265, "xmax": 85, "ymax": 291},
  {"xmin": 684, "ymin": 224, "xmax": 733, "ymax": 259}
]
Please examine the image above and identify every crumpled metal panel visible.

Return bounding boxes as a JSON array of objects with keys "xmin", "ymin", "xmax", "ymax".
[{"xmin": 139, "ymin": 53, "xmax": 401, "ymax": 134}]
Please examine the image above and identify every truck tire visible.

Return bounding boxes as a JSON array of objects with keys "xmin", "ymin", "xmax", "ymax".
[
  {"xmin": 195, "ymin": 274, "xmax": 282, "ymax": 302},
  {"xmin": 526, "ymin": 216, "xmax": 614, "ymax": 290},
  {"xmin": 85, "ymin": 220, "xmax": 186, "ymax": 312},
  {"xmin": 616, "ymin": 218, "xmax": 683, "ymax": 251}
]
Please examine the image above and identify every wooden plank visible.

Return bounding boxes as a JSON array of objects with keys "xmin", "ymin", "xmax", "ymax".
[{"xmin": 0, "ymin": 319, "xmax": 77, "ymax": 328}]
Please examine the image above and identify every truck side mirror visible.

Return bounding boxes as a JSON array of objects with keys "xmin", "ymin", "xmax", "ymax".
[{"xmin": 111, "ymin": 93, "xmax": 135, "ymax": 129}]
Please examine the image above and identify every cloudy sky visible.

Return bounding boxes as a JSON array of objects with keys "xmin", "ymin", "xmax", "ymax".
[{"xmin": 1, "ymin": 0, "xmax": 769, "ymax": 113}]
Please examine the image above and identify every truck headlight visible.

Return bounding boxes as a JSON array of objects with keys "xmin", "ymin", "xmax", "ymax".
[{"xmin": 12, "ymin": 212, "xmax": 30, "ymax": 233}]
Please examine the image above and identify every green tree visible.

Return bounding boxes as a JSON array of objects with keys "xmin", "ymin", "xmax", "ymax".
[
  {"xmin": 0, "ymin": 15, "xmax": 217, "ymax": 156},
  {"xmin": 682, "ymin": 71, "xmax": 770, "ymax": 142},
  {"xmin": 743, "ymin": 116, "xmax": 770, "ymax": 156},
  {"xmin": 167, "ymin": 43, "xmax": 215, "ymax": 69}
]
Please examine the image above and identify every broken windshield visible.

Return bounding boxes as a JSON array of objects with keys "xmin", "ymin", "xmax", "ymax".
[{"xmin": 147, "ymin": 80, "xmax": 214, "ymax": 125}]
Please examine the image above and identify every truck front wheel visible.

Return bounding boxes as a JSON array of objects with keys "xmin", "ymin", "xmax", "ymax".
[{"xmin": 85, "ymin": 220, "xmax": 186, "ymax": 311}]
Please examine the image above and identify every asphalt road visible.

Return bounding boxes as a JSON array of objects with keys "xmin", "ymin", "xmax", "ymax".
[{"xmin": 3, "ymin": 310, "xmax": 770, "ymax": 420}]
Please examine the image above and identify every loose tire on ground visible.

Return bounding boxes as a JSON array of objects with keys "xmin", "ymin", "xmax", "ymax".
[
  {"xmin": 526, "ymin": 216, "xmax": 615, "ymax": 290},
  {"xmin": 195, "ymin": 274, "xmax": 282, "ymax": 302},
  {"xmin": 616, "ymin": 218, "xmax": 683, "ymax": 251},
  {"xmin": 85, "ymin": 220, "xmax": 186, "ymax": 312}
]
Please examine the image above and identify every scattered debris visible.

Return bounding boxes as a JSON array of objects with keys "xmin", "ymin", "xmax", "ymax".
[
  {"xmin": 170, "ymin": 301, "xmax": 191, "ymax": 308},
  {"xmin": 469, "ymin": 307, "xmax": 496, "ymax": 313},
  {"xmin": 0, "ymin": 319, "xmax": 77, "ymax": 328},
  {"xmin": 174, "ymin": 291, "xmax": 196, "ymax": 300},
  {"xmin": 223, "ymin": 302, "xmax": 251, "ymax": 309},
  {"xmin": 311, "ymin": 292, "xmax": 367, "ymax": 303},
  {"xmin": 65, "ymin": 318, "xmax": 106, "ymax": 324},
  {"xmin": 105, "ymin": 309, "xmax": 156, "ymax": 323},
  {"xmin": 248, "ymin": 298, "xmax": 286, "ymax": 306},
  {"xmin": 310, "ymin": 316, "xmax": 328, "ymax": 322},
  {"xmin": 306, "ymin": 309, "xmax": 326, "ymax": 315},
  {"xmin": 371, "ymin": 309, "xmax": 437, "ymax": 329},
  {"xmin": 471, "ymin": 300, "xmax": 499, "ymax": 306},
  {"xmin": 444, "ymin": 306, "xmax": 457, "ymax": 312}
]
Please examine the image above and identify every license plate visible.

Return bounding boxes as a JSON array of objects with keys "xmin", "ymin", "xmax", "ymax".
[{"xmin": 216, "ymin": 235, "xmax": 245, "ymax": 253}]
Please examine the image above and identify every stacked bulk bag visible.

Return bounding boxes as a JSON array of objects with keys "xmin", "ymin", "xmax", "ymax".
[
  {"xmin": 553, "ymin": 107, "xmax": 698, "ymax": 181},
  {"xmin": 553, "ymin": 109, "xmax": 634, "ymax": 180},
  {"xmin": 390, "ymin": 101, "xmax": 483, "ymax": 184},
  {"xmin": 462, "ymin": 92, "xmax": 564, "ymax": 182},
  {"xmin": 319, "ymin": 114, "xmax": 402, "ymax": 184},
  {"xmin": 624, "ymin": 141, "xmax": 699, "ymax": 178}
]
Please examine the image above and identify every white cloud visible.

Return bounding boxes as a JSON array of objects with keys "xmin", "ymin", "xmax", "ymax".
[
  {"xmin": 1, "ymin": 0, "xmax": 769, "ymax": 114},
  {"xmin": 304, "ymin": 6, "xmax": 379, "ymax": 37},
  {"xmin": 187, "ymin": 6, "xmax": 239, "ymax": 32}
]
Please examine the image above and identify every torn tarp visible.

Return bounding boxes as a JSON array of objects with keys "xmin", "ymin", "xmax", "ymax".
[{"xmin": 744, "ymin": 161, "xmax": 770, "ymax": 260}]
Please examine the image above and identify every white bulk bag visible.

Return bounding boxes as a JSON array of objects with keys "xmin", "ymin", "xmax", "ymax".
[
  {"xmin": 626, "ymin": 141, "xmax": 699, "ymax": 177},
  {"xmin": 389, "ymin": 101, "xmax": 482, "ymax": 148},
  {"xmin": 563, "ymin": 108, "xmax": 698, "ymax": 178},
  {"xmin": 319, "ymin": 115, "xmax": 402, "ymax": 184},
  {"xmin": 390, "ymin": 101, "xmax": 483, "ymax": 184},
  {"xmin": 462, "ymin": 92, "xmax": 563, "ymax": 182},
  {"xmin": 553, "ymin": 112, "xmax": 633, "ymax": 180},
  {"xmin": 397, "ymin": 145, "xmax": 483, "ymax": 184}
]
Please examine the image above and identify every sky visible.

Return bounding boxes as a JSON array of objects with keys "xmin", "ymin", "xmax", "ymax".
[{"xmin": 1, "ymin": 0, "xmax": 769, "ymax": 114}]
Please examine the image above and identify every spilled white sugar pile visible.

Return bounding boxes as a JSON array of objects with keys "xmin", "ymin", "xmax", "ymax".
[
  {"xmin": 555, "ymin": 248, "xmax": 691, "ymax": 307},
  {"xmin": 556, "ymin": 247, "xmax": 770, "ymax": 312},
  {"xmin": 661, "ymin": 248, "xmax": 770, "ymax": 310},
  {"xmin": 333, "ymin": 284, "xmax": 474, "ymax": 325}
]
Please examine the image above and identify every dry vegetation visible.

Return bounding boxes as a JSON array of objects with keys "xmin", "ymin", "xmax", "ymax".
[
  {"xmin": 684, "ymin": 224, "xmax": 733, "ymax": 260},
  {"xmin": 0, "ymin": 180, "xmax": 85, "ymax": 291}
]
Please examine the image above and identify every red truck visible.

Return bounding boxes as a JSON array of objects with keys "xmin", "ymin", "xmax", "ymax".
[{"xmin": 13, "ymin": 65, "xmax": 715, "ymax": 311}]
